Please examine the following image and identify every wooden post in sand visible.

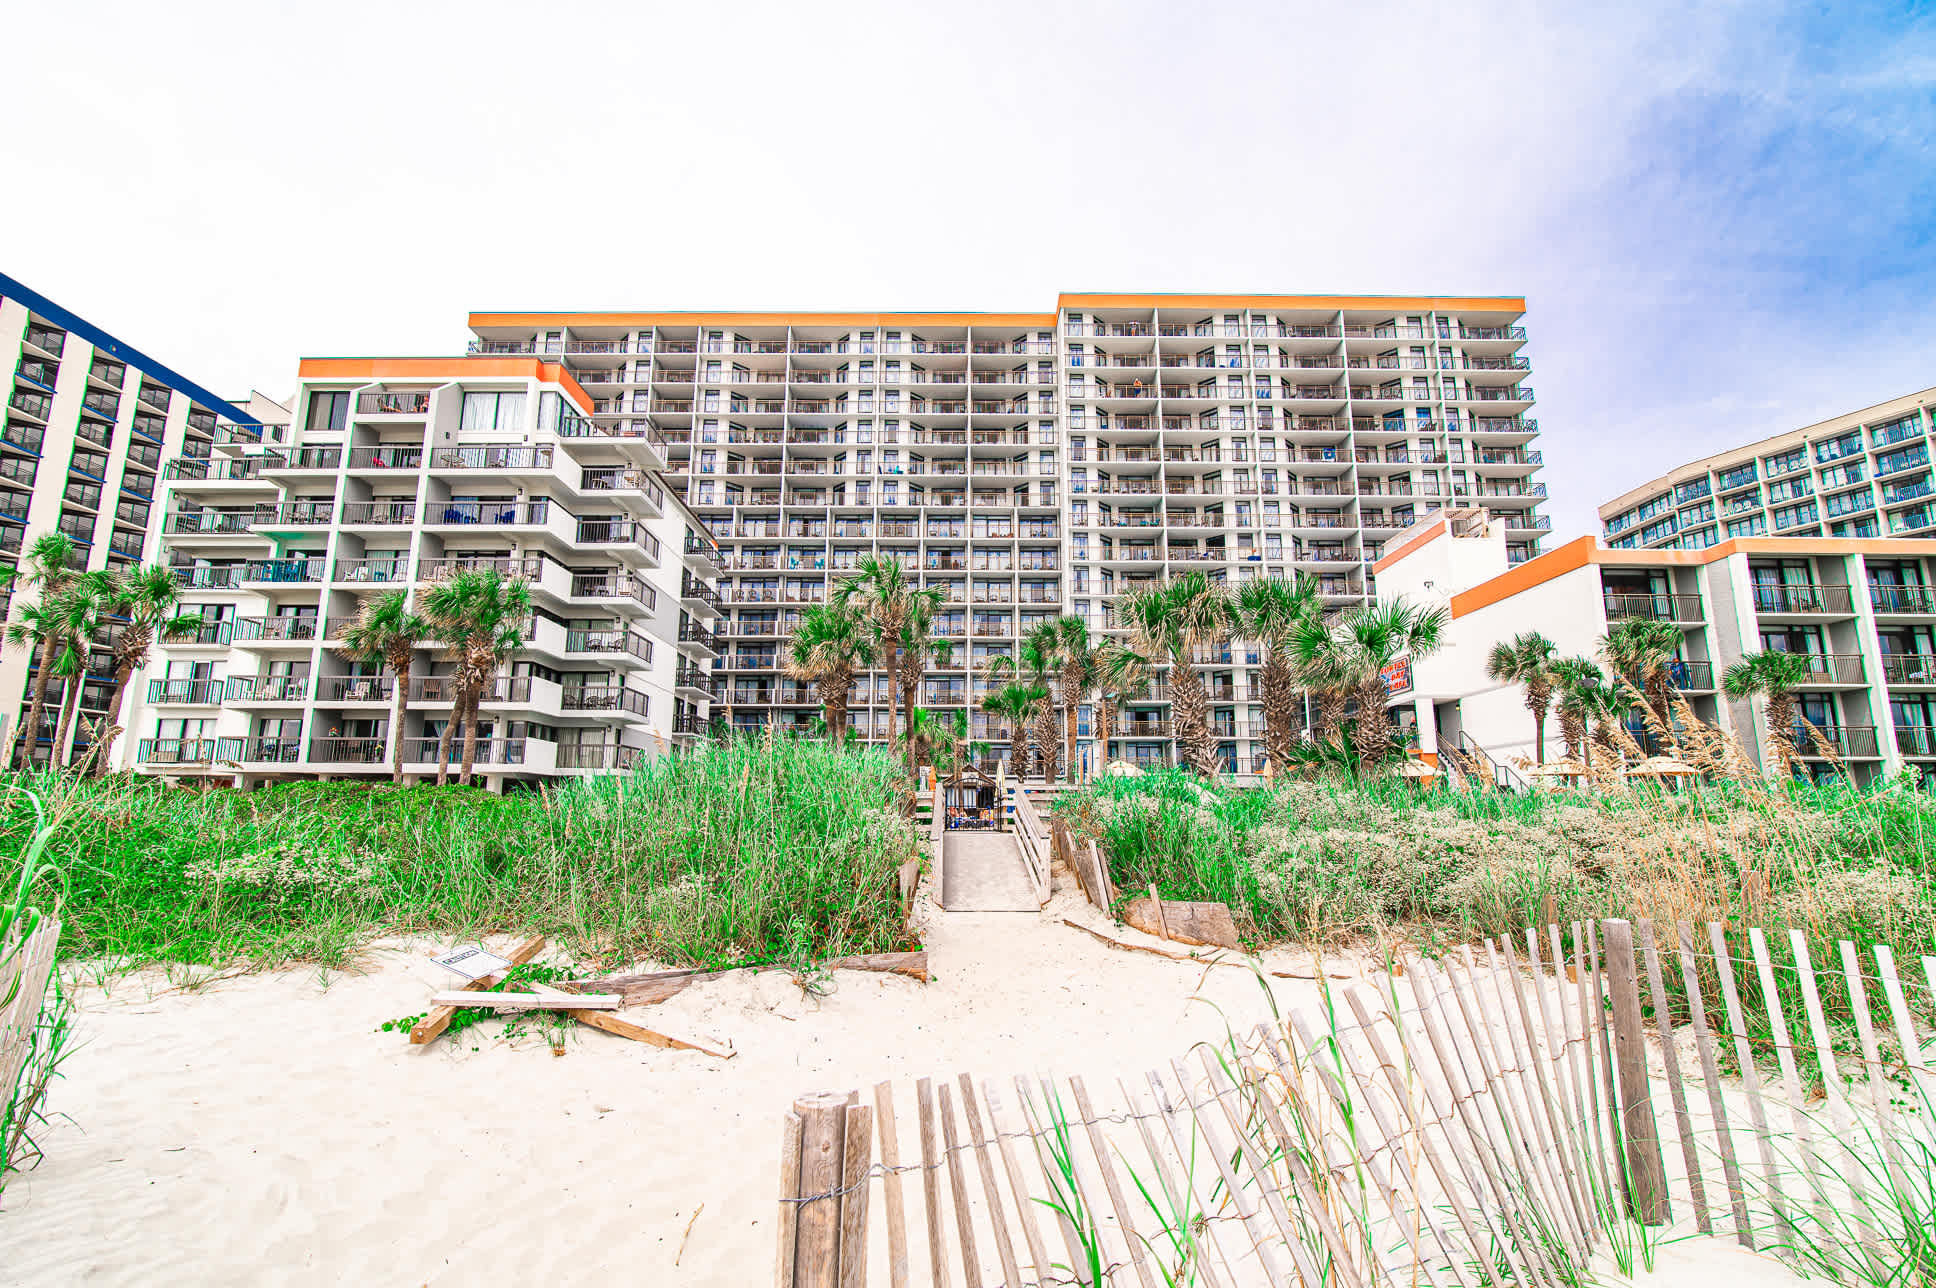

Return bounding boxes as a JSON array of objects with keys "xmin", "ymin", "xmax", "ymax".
[
  {"xmin": 1601, "ymin": 919, "xmax": 1669, "ymax": 1225},
  {"xmin": 782, "ymin": 1090, "xmax": 863, "ymax": 1287}
]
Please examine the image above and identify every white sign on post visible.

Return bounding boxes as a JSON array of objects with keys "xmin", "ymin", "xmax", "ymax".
[{"xmin": 430, "ymin": 945, "xmax": 513, "ymax": 981}]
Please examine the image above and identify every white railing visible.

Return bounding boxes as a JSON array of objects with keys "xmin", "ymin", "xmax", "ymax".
[{"xmin": 1007, "ymin": 785, "xmax": 1052, "ymax": 907}]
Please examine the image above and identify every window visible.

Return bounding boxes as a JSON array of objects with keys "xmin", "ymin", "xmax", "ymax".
[
  {"xmin": 306, "ymin": 391, "xmax": 349, "ymax": 432},
  {"xmin": 461, "ymin": 391, "xmax": 527, "ymax": 432}
]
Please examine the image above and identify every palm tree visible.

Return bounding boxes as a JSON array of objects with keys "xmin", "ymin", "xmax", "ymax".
[
  {"xmin": 1049, "ymin": 616, "xmax": 1098, "ymax": 783},
  {"xmin": 1335, "ymin": 598, "xmax": 1448, "ymax": 769},
  {"xmin": 45, "ymin": 574, "xmax": 113, "ymax": 770},
  {"xmin": 1601, "ymin": 618, "xmax": 1685, "ymax": 744},
  {"xmin": 901, "ymin": 706, "xmax": 967, "ymax": 775},
  {"xmin": 89, "ymin": 564, "xmax": 203, "ymax": 775},
  {"xmin": 786, "ymin": 602, "xmax": 874, "ymax": 746},
  {"xmin": 1723, "ymin": 649, "xmax": 1814, "ymax": 774},
  {"xmin": 1091, "ymin": 640, "xmax": 1151, "ymax": 766},
  {"xmin": 421, "ymin": 569, "xmax": 532, "ymax": 786},
  {"xmin": 895, "ymin": 607, "xmax": 951, "ymax": 740},
  {"xmin": 1573, "ymin": 680, "xmax": 1633, "ymax": 773},
  {"xmin": 3, "ymin": 533, "xmax": 81, "ymax": 770},
  {"xmin": 980, "ymin": 682, "xmax": 1046, "ymax": 780},
  {"xmin": 1485, "ymin": 630, "xmax": 1560, "ymax": 764},
  {"xmin": 832, "ymin": 556, "xmax": 941, "ymax": 774},
  {"xmin": 337, "ymin": 589, "xmax": 428, "ymax": 783},
  {"xmin": 1551, "ymin": 655, "xmax": 1607, "ymax": 765},
  {"xmin": 1288, "ymin": 607, "xmax": 1354, "ymax": 743},
  {"xmin": 1117, "ymin": 572, "xmax": 1234, "ymax": 777},
  {"xmin": 989, "ymin": 622, "xmax": 1062, "ymax": 779},
  {"xmin": 1236, "ymin": 574, "xmax": 1320, "ymax": 772}
]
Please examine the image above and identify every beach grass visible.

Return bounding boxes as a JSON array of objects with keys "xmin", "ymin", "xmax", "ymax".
[{"xmin": 0, "ymin": 737, "xmax": 924, "ymax": 976}]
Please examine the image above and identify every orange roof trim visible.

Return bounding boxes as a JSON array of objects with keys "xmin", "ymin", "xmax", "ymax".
[
  {"xmin": 1058, "ymin": 292, "xmax": 1527, "ymax": 314},
  {"xmin": 296, "ymin": 357, "xmax": 593, "ymax": 414},
  {"xmin": 467, "ymin": 311, "xmax": 1057, "ymax": 330},
  {"xmin": 1370, "ymin": 516, "xmax": 1450, "ymax": 574}
]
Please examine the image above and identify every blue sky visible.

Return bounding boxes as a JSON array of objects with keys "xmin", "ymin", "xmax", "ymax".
[{"xmin": 3, "ymin": 0, "xmax": 1931, "ymax": 542}]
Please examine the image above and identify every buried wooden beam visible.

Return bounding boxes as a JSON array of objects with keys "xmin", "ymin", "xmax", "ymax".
[
  {"xmin": 427, "ymin": 991, "xmax": 620, "ymax": 1011},
  {"xmin": 408, "ymin": 935, "xmax": 546, "ymax": 1046},
  {"xmin": 528, "ymin": 983, "xmax": 735, "ymax": 1059},
  {"xmin": 567, "ymin": 950, "xmax": 929, "ymax": 1007}
]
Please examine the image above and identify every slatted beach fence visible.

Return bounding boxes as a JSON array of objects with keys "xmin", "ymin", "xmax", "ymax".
[
  {"xmin": 1, "ymin": 914, "xmax": 62, "ymax": 1164},
  {"xmin": 776, "ymin": 918, "xmax": 1936, "ymax": 1286}
]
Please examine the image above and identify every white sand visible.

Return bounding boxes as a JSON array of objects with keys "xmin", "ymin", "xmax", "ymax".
[{"xmin": 3, "ymin": 883, "xmax": 1805, "ymax": 1286}]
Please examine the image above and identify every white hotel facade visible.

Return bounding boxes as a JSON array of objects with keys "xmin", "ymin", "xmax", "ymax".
[{"xmin": 121, "ymin": 293, "xmax": 1545, "ymax": 785}]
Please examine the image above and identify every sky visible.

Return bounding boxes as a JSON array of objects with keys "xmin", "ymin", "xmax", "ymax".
[{"xmin": 4, "ymin": 0, "xmax": 1932, "ymax": 543}]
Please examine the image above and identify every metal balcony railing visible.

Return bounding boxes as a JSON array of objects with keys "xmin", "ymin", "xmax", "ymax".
[
  {"xmin": 146, "ymin": 678, "xmax": 224, "ymax": 704},
  {"xmin": 136, "ymin": 737, "xmax": 217, "ymax": 765},
  {"xmin": 1603, "ymin": 593, "xmax": 1704, "ymax": 622},
  {"xmin": 1752, "ymin": 583, "xmax": 1855, "ymax": 615}
]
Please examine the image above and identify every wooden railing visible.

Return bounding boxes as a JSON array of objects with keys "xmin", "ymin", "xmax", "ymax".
[{"xmin": 1006, "ymin": 785, "xmax": 1052, "ymax": 908}]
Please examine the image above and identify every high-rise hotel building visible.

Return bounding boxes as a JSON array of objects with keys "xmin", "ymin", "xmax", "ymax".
[
  {"xmin": 129, "ymin": 354, "xmax": 719, "ymax": 785},
  {"xmin": 1601, "ymin": 388, "xmax": 1936, "ymax": 550},
  {"xmin": 1, "ymin": 272, "xmax": 258, "ymax": 767},
  {"xmin": 458, "ymin": 293, "xmax": 1543, "ymax": 777}
]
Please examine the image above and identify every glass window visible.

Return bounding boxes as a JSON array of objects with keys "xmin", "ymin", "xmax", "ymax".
[
  {"xmin": 306, "ymin": 391, "xmax": 349, "ymax": 432},
  {"xmin": 461, "ymin": 391, "xmax": 528, "ymax": 432}
]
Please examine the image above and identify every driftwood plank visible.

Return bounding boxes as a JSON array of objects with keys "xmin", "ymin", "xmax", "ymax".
[
  {"xmin": 570, "ymin": 951, "xmax": 930, "ymax": 1006},
  {"xmin": 528, "ymin": 983, "xmax": 734, "ymax": 1058},
  {"xmin": 426, "ymin": 991, "xmax": 620, "ymax": 1010},
  {"xmin": 1119, "ymin": 897, "xmax": 1240, "ymax": 950},
  {"xmin": 409, "ymin": 935, "xmax": 546, "ymax": 1045}
]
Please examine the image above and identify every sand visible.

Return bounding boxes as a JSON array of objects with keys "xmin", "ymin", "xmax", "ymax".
[{"xmin": 2, "ymin": 882, "xmax": 1805, "ymax": 1286}]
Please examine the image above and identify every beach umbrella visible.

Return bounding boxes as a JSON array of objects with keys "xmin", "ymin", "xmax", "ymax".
[
  {"xmin": 1626, "ymin": 755, "xmax": 1697, "ymax": 778},
  {"xmin": 1391, "ymin": 759, "xmax": 1438, "ymax": 779}
]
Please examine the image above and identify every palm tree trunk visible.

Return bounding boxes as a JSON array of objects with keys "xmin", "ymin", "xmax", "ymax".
[
  {"xmin": 436, "ymin": 682, "xmax": 461, "ymax": 787},
  {"xmin": 1351, "ymin": 679, "xmax": 1391, "ymax": 769},
  {"xmin": 460, "ymin": 671, "xmax": 482, "ymax": 786},
  {"xmin": 17, "ymin": 636, "xmax": 57, "ymax": 769},
  {"xmin": 882, "ymin": 645, "xmax": 900, "ymax": 768},
  {"xmin": 1169, "ymin": 656, "xmax": 1216, "ymax": 776},
  {"xmin": 388, "ymin": 657, "xmax": 410, "ymax": 784},
  {"xmin": 97, "ymin": 661, "xmax": 136, "ymax": 777},
  {"xmin": 1098, "ymin": 701, "xmax": 1114, "ymax": 766},
  {"xmin": 52, "ymin": 673, "xmax": 83, "ymax": 771},
  {"xmin": 1259, "ymin": 658, "xmax": 1292, "ymax": 771},
  {"xmin": 1528, "ymin": 689, "xmax": 1549, "ymax": 764},
  {"xmin": 1063, "ymin": 685, "xmax": 1079, "ymax": 784},
  {"xmin": 1766, "ymin": 690, "xmax": 1798, "ymax": 774},
  {"xmin": 824, "ymin": 665, "xmax": 848, "ymax": 746},
  {"xmin": 1033, "ymin": 704, "xmax": 1059, "ymax": 782}
]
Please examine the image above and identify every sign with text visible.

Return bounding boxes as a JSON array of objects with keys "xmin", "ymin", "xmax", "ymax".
[
  {"xmin": 1382, "ymin": 655, "xmax": 1414, "ymax": 697},
  {"xmin": 430, "ymin": 945, "xmax": 513, "ymax": 981}
]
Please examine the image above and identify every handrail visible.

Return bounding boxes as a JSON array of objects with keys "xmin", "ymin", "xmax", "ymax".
[{"xmin": 1008, "ymin": 785, "xmax": 1053, "ymax": 907}]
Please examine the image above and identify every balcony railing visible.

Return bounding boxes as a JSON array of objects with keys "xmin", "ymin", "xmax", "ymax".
[
  {"xmin": 225, "ymin": 674, "xmax": 310, "ymax": 702},
  {"xmin": 253, "ymin": 502, "xmax": 335, "ymax": 527},
  {"xmin": 228, "ymin": 736, "xmax": 305, "ymax": 764},
  {"xmin": 1602, "ymin": 593, "xmax": 1704, "ymax": 622},
  {"xmin": 334, "ymin": 557, "xmax": 410, "ymax": 585},
  {"xmin": 310, "ymin": 737, "xmax": 390, "ymax": 765},
  {"xmin": 146, "ymin": 678, "xmax": 224, "ymax": 704},
  {"xmin": 1880, "ymin": 653, "xmax": 1936, "ymax": 684},
  {"xmin": 430, "ymin": 446, "xmax": 554, "ymax": 470},
  {"xmin": 1892, "ymin": 723, "xmax": 1936, "ymax": 756},
  {"xmin": 243, "ymin": 557, "xmax": 327, "ymax": 584},
  {"xmin": 136, "ymin": 737, "xmax": 217, "ymax": 765},
  {"xmin": 1751, "ymin": 583, "xmax": 1855, "ymax": 615},
  {"xmin": 560, "ymin": 686, "xmax": 649, "ymax": 717},
  {"xmin": 565, "ymin": 628, "xmax": 653, "ymax": 661},
  {"xmin": 428, "ymin": 501, "xmax": 538, "ymax": 526},
  {"xmin": 1792, "ymin": 653, "xmax": 1866, "ymax": 684},
  {"xmin": 233, "ymin": 615, "xmax": 319, "ymax": 643},
  {"xmin": 407, "ymin": 675, "xmax": 532, "ymax": 704},
  {"xmin": 318, "ymin": 676, "xmax": 396, "ymax": 702},
  {"xmin": 557, "ymin": 744, "xmax": 641, "ymax": 771},
  {"xmin": 1870, "ymin": 583, "xmax": 1936, "ymax": 614},
  {"xmin": 404, "ymin": 737, "xmax": 526, "ymax": 765},
  {"xmin": 419, "ymin": 555, "xmax": 543, "ymax": 582},
  {"xmin": 347, "ymin": 447, "xmax": 425, "ymax": 470},
  {"xmin": 1792, "ymin": 723, "xmax": 1880, "ymax": 758},
  {"xmin": 171, "ymin": 564, "xmax": 245, "ymax": 590},
  {"xmin": 357, "ymin": 390, "xmax": 432, "ymax": 416}
]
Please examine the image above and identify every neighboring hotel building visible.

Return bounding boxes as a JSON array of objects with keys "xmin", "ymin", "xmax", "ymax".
[
  {"xmin": 1378, "ymin": 509, "xmax": 1936, "ymax": 784},
  {"xmin": 1601, "ymin": 388, "xmax": 1936, "ymax": 550},
  {"xmin": 1, "ymin": 272, "xmax": 258, "ymax": 767},
  {"xmin": 125, "ymin": 356, "xmax": 720, "ymax": 787},
  {"xmin": 466, "ymin": 293, "xmax": 1545, "ymax": 775}
]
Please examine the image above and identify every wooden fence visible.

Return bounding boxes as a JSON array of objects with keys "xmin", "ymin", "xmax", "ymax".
[
  {"xmin": 776, "ymin": 917, "xmax": 1936, "ymax": 1285},
  {"xmin": 1006, "ymin": 788, "xmax": 1052, "ymax": 909},
  {"xmin": 1, "ymin": 915, "xmax": 62, "ymax": 1166}
]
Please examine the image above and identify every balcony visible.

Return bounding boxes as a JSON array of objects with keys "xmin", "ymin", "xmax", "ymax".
[
  {"xmin": 1871, "ymin": 583, "xmax": 1936, "ymax": 614},
  {"xmin": 1793, "ymin": 653, "xmax": 1866, "ymax": 685},
  {"xmin": 418, "ymin": 555, "xmax": 543, "ymax": 582},
  {"xmin": 560, "ymin": 686, "xmax": 650, "ymax": 718},
  {"xmin": 570, "ymin": 572, "xmax": 656, "ymax": 609},
  {"xmin": 233, "ymin": 615, "xmax": 320, "ymax": 643},
  {"xmin": 318, "ymin": 676, "xmax": 396, "ymax": 703},
  {"xmin": 430, "ymin": 446, "xmax": 554, "ymax": 471},
  {"xmin": 243, "ymin": 556, "xmax": 327, "ymax": 585},
  {"xmin": 1792, "ymin": 723, "xmax": 1880, "ymax": 759},
  {"xmin": 253, "ymin": 501, "xmax": 335, "ymax": 529},
  {"xmin": 347, "ymin": 446, "xmax": 425, "ymax": 470},
  {"xmin": 1601, "ymin": 593, "xmax": 1703, "ymax": 623},
  {"xmin": 679, "ymin": 621, "xmax": 721, "ymax": 651},
  {"xmin": 146, "ymin": 678, "xmax": 224, "ymax": 705},
  {"xmin": 335, "ymin": 557, "xmax": 411, "ymax": 585},
  {"xmin": 164, "ymin": 620, "xmax": 235, "ymax": 647},
  {"xmin": 564, "ymin": 628, "xmax": 654, "ymax": 663},
  {"xmin": 310, "ymin": 737, "xmax": 390, "ymax": 765},
  {"xmin": 1116, "ymin": 720, "xmax": 1174, "ymax": 739},
  {"xmin": 407, "ymin": 675, "xmax": 532, "ymax": 704},
  {"xmin": 578, "ymin": 518, "xmax": 662, "ymax": 560},
  {"xmin": 557, "ymin": 744, "xmax": 641, "ymax": 771},
  {"xmin": 228, "ymin": 736, "xmax": 305, "ymax": 765},
  {"xmin": 1880, "ymin": 653, "xmax": 1936, "ymax": 685},
  {"xmin": 136, "ymin": 737, "xmax": 218, "ymax": 766},
  {"xmin": 1751, "ymin": 583, "xmax": 1854, "ymax": 616},
  {"xmin": 171, "ymin": 564, "xmax": 244, "ymax": 590},
  {"xmin": 357, "ymin": 390, "xmax": 432, "ymax": 416},
  {"xmin": 225, "ymin": 674, "xmax": 310, "ymax": 703},
  {"xmin": 427, "ymin": 500, "xmax": 543, "ymax": 527},
  {"xmin": 672, "ymin": 714, "xmax": 708, "ymax": 737},
  {"xmin": 1892, "ymin": 723, "xmax": 1936, "ymax": 756}
]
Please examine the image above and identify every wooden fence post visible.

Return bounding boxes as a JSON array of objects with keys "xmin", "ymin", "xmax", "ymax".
[
  {"xmin": 1601, "ymin": 919, "xmax": 1669, "ymax": 1225},
  {"xmin": 788, "ymin": 1090, "xmax": 860, "ymax": 1287}
]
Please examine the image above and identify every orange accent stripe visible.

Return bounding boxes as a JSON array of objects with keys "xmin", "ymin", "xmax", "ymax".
[
  {"xmin": 1371, "ymin": 516, "xmax": 1449, "ymax": 573},
  {"xmin": 1449, "ymin": 536, "xmax": 1597, "ymax": 618},
  {"xmin": 467, "ymin": 311, "xmax": 1058, "ymax": 329},
  {"xmin": 1057, "ymin": 292, "xmax": 1527, "ymax": 314},
  {"xmin": 296, "ymin": 356, "xmax": 593, "ymax": 414}
]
